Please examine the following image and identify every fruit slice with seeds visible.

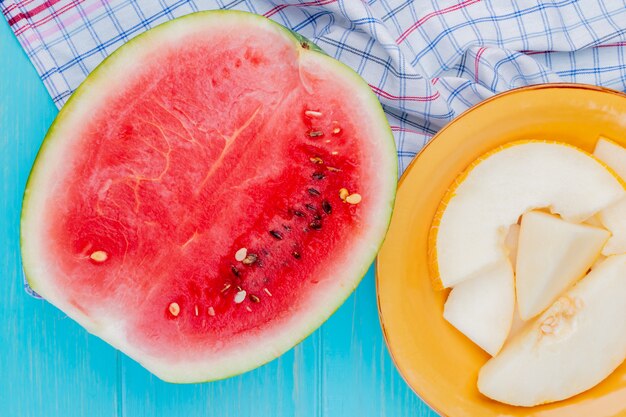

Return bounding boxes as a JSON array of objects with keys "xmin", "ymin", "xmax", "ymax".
[
  {"xmin": 20, "ymin": 11, "xmax": 396, "ymax": 383},
  {"xmin": 478, "ymin": 254, "xmax": 626, "ymax": 407},
  {"xmin": 429, "ymin": 141, "xmax": 625, "ymax": 289}
]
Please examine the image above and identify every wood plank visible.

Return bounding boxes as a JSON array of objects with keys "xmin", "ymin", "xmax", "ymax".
[
  {"xmin": 0, "ymin": 20, "xmax": 120, "ymax": 417},
  {"xmin": 320, "ymin": 266, "xmax": 438, "ymax": 417}
]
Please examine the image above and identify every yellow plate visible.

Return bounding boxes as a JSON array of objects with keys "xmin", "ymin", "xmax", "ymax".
[{"xmin": 376, "ymin": 84, "xmax": 626, "ymax": 417}]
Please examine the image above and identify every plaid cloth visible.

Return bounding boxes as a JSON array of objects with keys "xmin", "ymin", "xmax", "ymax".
[
  {"xmin": 4, "ymin": 0, "xmax": 626, "ymax": 171},
  {"xmin": 3, "ymin": 0, "xmax": 626, "ymax": 297}
]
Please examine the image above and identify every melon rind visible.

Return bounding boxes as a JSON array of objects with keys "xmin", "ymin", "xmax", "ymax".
[{"xmin": 20, "ymin": 11, "xmax": 397, "ymax": 382}]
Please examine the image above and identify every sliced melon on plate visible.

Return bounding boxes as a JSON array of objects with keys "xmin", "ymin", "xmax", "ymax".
[
  {"xmin": 594, "ymin": 137, "xmax": 626, "ymax": 256},
  {"xmin": 429, "ymin": 141, "xmax": 625, "ymax": 289},
  {"xmin": 443, "ymin": 260, "xmax": 515, "ymax": 356},
  {"xmin": 515, "ymin": 211, "xmax": 609, "ymax": 320},
  {"xmin": 478, "ymin": 254, "xmax": 626, "ymax": 407}
]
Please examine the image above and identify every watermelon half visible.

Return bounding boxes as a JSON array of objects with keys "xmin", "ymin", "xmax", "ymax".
[{"xmin": 20, "ymin": 11, "xmax": 396, "ymax": 382}]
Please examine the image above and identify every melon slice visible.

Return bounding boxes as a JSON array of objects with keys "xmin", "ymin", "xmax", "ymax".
[
  {"xmin": 429, "ymin": 141, "xmax": 625, "ymax": 288},
  {"xmin": 594, "ymin": 137, "xmax": 626, "ymax": 255},
  {"xmin": 442, "ymin": 223, "xmax": 519, "ymax": 355},
  {"xmin": 507, "ymin": 304, "xmax": 526, "ymax": 343},
  {"xmin": 599, "ymin": 201, "xmax": 626, "ymax": 255},
  {"xmin": 443, "ymin": 260, "xmax": 514, "ymax": 356},
  {"xmin": 594, "ymin": 137, "xmax": 626, "ymax": 179},
  {"xmin": 478, "ymin": 254, "xmax": 626, "ymax": 407},
  {"xmin": 19, "ymin": 11, "xmax": 397, "ymax": 382},
  {"xmin": 505, "ymin": 225, "xmax": 526, "ymax": 344},
  {"xmin": 504, "ymin": 224, "xmax": 520, "ymax": 267},
  {"xmin": 515, "ymin": 211, "xmax": 609, "ymax": 320}
]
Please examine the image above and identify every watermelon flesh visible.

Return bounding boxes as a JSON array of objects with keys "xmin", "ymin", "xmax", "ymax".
[{"xmin": 21, "ymin": 11, "xmax": 396, "ymax": 382}]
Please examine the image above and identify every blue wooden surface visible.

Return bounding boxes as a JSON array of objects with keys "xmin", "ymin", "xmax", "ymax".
[{"xmin": 0, "ymin": 18, "xmax": 438, "ymax": 417}]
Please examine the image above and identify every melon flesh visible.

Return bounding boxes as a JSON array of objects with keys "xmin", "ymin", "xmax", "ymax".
[
  {"xmin": 431, "ymin": 141, "xmax": 625, "ymax": 288},
  {"xmin": 507, "ymin": 304, "xmax": 526, "ymax": 343},
  {"xmin": 515, "ymin": 211, "xmax": 609, "ymax": 320},
  {"xmin": 594, "ymin": 137, "xmax": 626, "ymax": 179},
  {"xmin": 20, "ymin": 11, "xmax": 396, "ymax": 382},
  {"xmin": 504, "ymin": 223, "xmax": 520, "ymax": 267},
  {"xmin": 443, "ymin": 260, "xmax": 515, "ymax": 356},
  {"xmin": 594, "ymin": 137, "xmax": 626, "ymax": 256}
]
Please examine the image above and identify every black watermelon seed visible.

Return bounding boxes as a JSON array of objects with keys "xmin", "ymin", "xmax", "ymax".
[
  {"xmin": 269, "ymin": 230, "xmax": 284, "ymax": 240},
  {"xmin": 242, "ymin": 254, "xmax": 258, "ymax": 265},
  {"xmin": 230, "ymin": 265, "xmax": 240, "ymax": 277},
  {"xmin": 322, "ymin": 200, "xmax": 332, "ymax": 214},
  {"xmin": 249, "ymin": 294, "xmax": 260, "ymax": 303},
  {"xmin": 313, "ymin": 213, "xmax": 321, "ymax": 221},
  {"xmin": 312, "ymin": 172, "xmax": 325, "ymax": 180},
  {"xmin": 293, "ymin": 210, "xmax": 305, "ymax": 218},
  {"xmin": 308, "ymin": 188, "xmax": 321, "ymax": 196},
  {"xmin": 305, "ymin": 203, "xmax": 316, "ymax": 212},
  {"xmin": 292, "ymin": 251, "xmax": 301, "ymax": 259},
  {"xmin": 309, "ymin": 221, "xmax": 322, "ymax": 230},
  {"xmin": 283, "ymin": 224, "xmax": 291, "ymax": 231}
]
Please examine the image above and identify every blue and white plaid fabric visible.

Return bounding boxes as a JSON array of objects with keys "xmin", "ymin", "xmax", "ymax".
[
  {"xmin": 3, "ymin": 0, "xmax": 626, "ymax": 297},
  {"xmin": 3, "ymin": 0, "xmax": 626, "ymax": 172}
]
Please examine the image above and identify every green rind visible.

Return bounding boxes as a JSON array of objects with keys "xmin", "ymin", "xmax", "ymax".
[
  {"xmin": 287, "ymin": 30, "xmax": 326, "ymax": 54},
  {"xmin": 20, "ymin": 10, "xmax": 397, "ymax": 382}
]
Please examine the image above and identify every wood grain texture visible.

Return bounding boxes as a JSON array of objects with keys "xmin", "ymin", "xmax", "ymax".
[{"xmin": 0, "ymin": 18, "xmax": 438, "ymax": 417}]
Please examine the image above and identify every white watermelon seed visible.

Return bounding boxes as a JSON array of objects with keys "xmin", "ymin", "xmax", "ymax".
[
  {"xmin": 305, "ymin": 110, "xmax": 322, "ymax": 118},
  {"xmin": 168, "ymin": 302, "xmax": 180, "ymax": 317},
  {"xmin": 208, "ymin": 306, "xmax": 216, "ymax": 316},
  {"xmin": 331, "ymin": 151, "xmax": 338, "ymax": 155},
  {"xmin": 263, "ymin": 287, "xmax": 273, "ymax": 297},
  {"xmin": 245, "ymin": 306, "xmax": 253, "ymax": 312},
  {"xmin": 327, "ymin": 166, "xmax": 341, "ymax": 172},
  {"xmin": 194, "ymin": 305, "xmax": 199, "ymax": 316},
  {"xmin": 332, "ymin": 127, "xmax": 342, "ymax": 135},
  {"xmin": 235, "ymin": 247, "xmax": 247, "ymax": 262},
  {"xmin": 310, "ymin": 156, "xmax": 324, "ymax": 164},
  {"xmin": 90, "ymin": 250, "xmax": 108, "ymax": 262},
  {"xmin": 234, "ymin": 290, "xmax": 247, "ymax": 304},
  {"xmin": 346, "ymin": 193, "xmax": 362, "ymax": 205},
  {"xmin": 308, "ymin": 130, "xmax": 324, "ymax": 138}
]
